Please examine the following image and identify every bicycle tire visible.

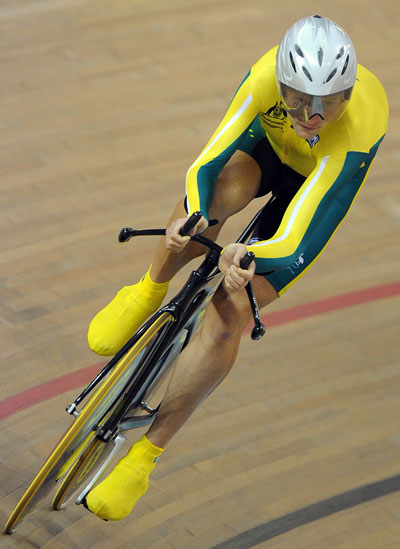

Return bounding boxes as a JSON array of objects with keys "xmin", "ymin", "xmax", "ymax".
[
  {"xmin": 52, "ymin": 315, "xmax": 190, "ymax": 510},
  {"xmin": 4, "ymin": 312, "xmax": 172, "ymax": 534},
  {"xmin": 52, "ymin": 437, "xmax": 113, "ymax": 510}
]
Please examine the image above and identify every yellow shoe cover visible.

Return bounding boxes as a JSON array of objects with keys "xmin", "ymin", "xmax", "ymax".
[
  {"xmin": 85, "ymin": 435, "xmax": 164, "ymax": 521},
  {"xmin": 88, "ymin": 268, "xmax": 169, "ymax": 356}
]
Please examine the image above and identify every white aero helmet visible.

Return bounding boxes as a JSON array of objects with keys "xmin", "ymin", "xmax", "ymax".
[{"xmin": 276, "ymin": 15, "xmax": 357, "ymax": 121}]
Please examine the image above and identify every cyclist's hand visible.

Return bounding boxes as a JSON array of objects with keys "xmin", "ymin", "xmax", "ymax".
[
  {"xmin": 165, "ymin": 215, "xmax": 208, "ymax": 253},
  {"xmin": 219, "ymin": 243, "xmax": 255, "ymax": 291}
]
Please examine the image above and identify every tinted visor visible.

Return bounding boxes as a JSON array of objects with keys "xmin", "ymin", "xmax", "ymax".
[{"xmin": 279, "ymin": 83, "xmax": 353, "ymax": 122}]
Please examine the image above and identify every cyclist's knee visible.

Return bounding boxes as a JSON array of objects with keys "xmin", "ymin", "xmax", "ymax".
[{"xmin": 209, "ymin": 285, "xmax": 253, "ymax": 337}]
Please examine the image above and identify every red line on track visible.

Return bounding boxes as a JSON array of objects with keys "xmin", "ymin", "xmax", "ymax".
[
  {"xmin": 245, "ymin": 280, "xmax": 400, "ymax": 331},
  {"xmin": 0, "ymin": 363, "xmax": 106, "ymax": 421},
  {"xmin": 1, "ymin": 281, "xmax": 399, "ymax": 421}
]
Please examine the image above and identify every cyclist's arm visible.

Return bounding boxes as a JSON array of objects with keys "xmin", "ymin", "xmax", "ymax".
[
  {"xmin": 185, "ymin": 71, "xmax": 259, "ymax": 222},
  {"xmin": 247, "ymin": 144, "xmax": 382, "ymax": 273}
]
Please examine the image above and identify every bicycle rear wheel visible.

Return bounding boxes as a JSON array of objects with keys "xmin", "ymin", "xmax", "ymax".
[
  {"xmin": 4, "ymin": 312, "xmax": 173, "ymax": 534},
  {"xmin": 52, "ymin": 317, "xmax": 190, "ymax": 510},
  {"xmin": 52, "ymin": 434, "xmax": 126, "ymax": 510}
]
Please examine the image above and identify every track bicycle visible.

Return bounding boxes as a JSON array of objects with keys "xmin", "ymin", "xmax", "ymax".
[{"xmin": 4, "ymin": 209, "xmax": 266, "ymax": 534}]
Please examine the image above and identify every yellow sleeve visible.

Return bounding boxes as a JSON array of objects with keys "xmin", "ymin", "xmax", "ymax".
[
  {"xmin": 185, "ymin": 71, "xmax": 259, "ymax": 221},
  {"xmin": 247, "ymin": 143, "xmax": 382, "ymax": 272}
]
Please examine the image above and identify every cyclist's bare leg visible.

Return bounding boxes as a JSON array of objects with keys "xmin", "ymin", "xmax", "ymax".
[
  {"xmin": 149, "ymin": 150, "xmax": 262, "ymax": 283},
  {"xmin": 146, "ymin": 276, "xmax": 278, "ymax": 447},
  {"xmin": 88, "ymin": 151, "xmax": 261, "ymax": 355},
  {"xmin": 85, "ymin": 276, "xmax": 277, "ymax": 520}
]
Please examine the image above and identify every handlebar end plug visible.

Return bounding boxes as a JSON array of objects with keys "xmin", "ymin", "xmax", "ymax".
[
  {"xmin": 251, "ymin": 323, "xmax": 266, "ymax": 341},
  {"xmin": 119, "ymin": 227, "xmax": 134, "ymax": 243}
]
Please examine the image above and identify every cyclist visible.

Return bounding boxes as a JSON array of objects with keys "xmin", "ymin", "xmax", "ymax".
[{"xmin": 85, "ymin": 15, "xmax": 388, "ymax": 520}]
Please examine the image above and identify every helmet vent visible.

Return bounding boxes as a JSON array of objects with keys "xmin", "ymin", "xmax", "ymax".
[
  {"xmin": 325, "ymin": 68, "xmax": 337, "ymax": 82},
  {"xmin": 318, "ymin": 47, "xmax": 323, "ymax": 66},
  {"xmin": 289, "ymin": 51, "xmax": 297, "ymax": 72},
  {"xmin": 295, "ymin": 44, "xmax": 304, "ymax": 57},
  {"xmin": 302, "ymin": 66, "xmax": 313, "ymax": 81},
  {"xmin": 336, "ymin": 46, "xmax": 345, "ymax": 59},
  {"xmin": 341, "ymin": 54, "xmax": 350, "ymax": 75}
]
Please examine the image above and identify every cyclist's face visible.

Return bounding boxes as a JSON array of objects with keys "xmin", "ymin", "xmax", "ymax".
[{"xmin": 280, "ymin": 85, "xmax": 349, "ymax": 138}]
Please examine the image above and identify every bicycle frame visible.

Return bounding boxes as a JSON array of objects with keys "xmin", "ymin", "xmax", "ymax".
[
  {"xmin": 4, "ymin": 208, "xmax": 267, "ymax": 533},
  {"xmin": 66, "ymin": 207, "xmax": 265, "ymax": 425}
]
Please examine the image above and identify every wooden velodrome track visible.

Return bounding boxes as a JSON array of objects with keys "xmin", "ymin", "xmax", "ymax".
[{"xmin": 1, "ymin": 0, "xmax": 399, "ymax": 547}]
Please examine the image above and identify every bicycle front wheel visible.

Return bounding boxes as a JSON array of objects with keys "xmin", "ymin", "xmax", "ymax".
[
  {"xmin": 4, "ymin": 312, "xmax": 173, "ymax": 534},
  {"xmin": 52, "ymin": 315, "xmax": 189, "ymax": 510}
]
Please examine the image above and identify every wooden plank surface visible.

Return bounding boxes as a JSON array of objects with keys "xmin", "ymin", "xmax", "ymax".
[{"xmin": 1, "ymin": 0, "xmax": 399, "ymax": 547}]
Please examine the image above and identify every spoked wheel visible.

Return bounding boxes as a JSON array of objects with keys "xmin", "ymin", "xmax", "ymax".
[
  {"xmin": 52, "ymin": 433, "xmax": 127, "ymax": 510},
  {"xmin": 4, "ymin": 312, "xmax": 173, "ymax": 534},
  {"xmin": 53, "ymin": 320, "xmax": 191, "ymax": 511}
]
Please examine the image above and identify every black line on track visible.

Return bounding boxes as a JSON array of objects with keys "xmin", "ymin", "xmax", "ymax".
[{"xmin": 212, "ymin": 474, "xmax": 400, "ymax": 548}]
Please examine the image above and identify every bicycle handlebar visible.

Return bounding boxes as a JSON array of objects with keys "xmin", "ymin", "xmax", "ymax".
[
  {"xmin": 119, "ymin": 213, "xmax": 255, "ymax": 271},
  {"xmin": 239, "ymin": 250, "xmax": 255, "ymax": 270},
  {"xmin": 179, "ymin": 211, "xmax": 203, "ymax": 237},
  {"xmin": 118, "ymin": 211, "xmax": 265, "ymax": 339},
  {"xmin": 118, "ymin": 212, "xmax": 206, "ymax": 243}
]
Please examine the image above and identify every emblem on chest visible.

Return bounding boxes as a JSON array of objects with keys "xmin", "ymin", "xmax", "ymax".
[{"xmin": 260, "ymin": 101, "xmax": 287, "ymax": 131}]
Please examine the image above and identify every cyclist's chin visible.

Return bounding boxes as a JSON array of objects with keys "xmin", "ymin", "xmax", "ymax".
[{"xmin": 290, "ymin": 117, "xmax": 325, "ymax": 139}]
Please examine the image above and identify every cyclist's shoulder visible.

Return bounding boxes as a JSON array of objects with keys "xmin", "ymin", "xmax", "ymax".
[
  {"xmin": 247, "ymin": 46, "xmax": 279, "ymax": 109},
  {"xmin": 350, "ymin": 64, "xmax": 387, "ymax": 148},
  {"xmin": 249, "ymin": 46, "xmax": 278, "ymax": 85},
  {"xmin": 349, "ymin": 64, "xmax": 388, "ymax": 137},
  {"xmin": 353, "ymin": 63, "xmax": 388, "ymax": 116},
  {"xmin": 250, "ymin": 46, "xmax": 278, "ymax": 70},
  {"xmin": 319, "ymin": 65, "xmax": 388, "ymax": 157},
  {"xmin": 356, "ymin": 63, "xmax": 387, "ymax": 91}
]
